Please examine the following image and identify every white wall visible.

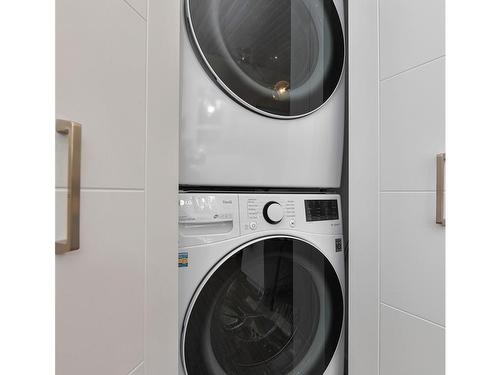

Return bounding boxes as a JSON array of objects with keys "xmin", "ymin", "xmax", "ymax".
[
  {"xmin": 144, "ymin": 0, "xmax": 180, "ymax": 373},
  {"xmin": 348, "ymin": 0, "xmax": 381, "ymax": 373}
]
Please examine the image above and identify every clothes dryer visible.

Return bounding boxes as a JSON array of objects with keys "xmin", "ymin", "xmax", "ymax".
[
  {"xmin": 180, "ymin": 0, "xmax": 345, "ymax": 188},
  {"xmin": 178, "ymin": 192, "xmax": 345, "ymax": 374}
]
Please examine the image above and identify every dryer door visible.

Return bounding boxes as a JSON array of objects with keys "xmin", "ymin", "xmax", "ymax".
[
  {"xmin": 182, "ymin": 237, "xmax": 344, "ymax": 375},
  {"xmin": 185, "ymin": 0, "xmax": 345, "ymax": 118}
]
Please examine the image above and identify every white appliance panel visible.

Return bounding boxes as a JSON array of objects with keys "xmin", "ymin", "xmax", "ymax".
[
  {"xmin": 178, "ymin": 193, "xmax": 345, "ymax": 375},
  {"xmin": 180, "ymin": 0, "xmax": 345, "ymax": 188}
]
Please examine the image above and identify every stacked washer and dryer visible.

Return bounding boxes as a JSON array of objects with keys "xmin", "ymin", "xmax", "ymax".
[{"xmin": 178, "ymin": 0, "xmax": 346, "ymax": 374}]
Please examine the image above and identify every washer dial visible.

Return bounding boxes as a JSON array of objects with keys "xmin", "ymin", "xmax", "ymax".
[{"xmin": 263, "ymin": 202, "xmax": 284, "ymax": 224}]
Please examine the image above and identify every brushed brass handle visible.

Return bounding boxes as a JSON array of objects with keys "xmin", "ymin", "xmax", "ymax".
[
  {"xmin": 56, "ymin": 119, "xmax": 82, "ymax": 254},
  {"xmin": 436, "ymin": 153, "xmax": 446, "ymax": 226}
]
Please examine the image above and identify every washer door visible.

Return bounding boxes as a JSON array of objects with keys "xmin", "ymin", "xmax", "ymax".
[
  {"xmin": 186, "ymin": 0, "xmax": 345, "ymax": 118},
  {"xmin": 183, "ymin": 237, "xmax": 344, "ymax": 375}
]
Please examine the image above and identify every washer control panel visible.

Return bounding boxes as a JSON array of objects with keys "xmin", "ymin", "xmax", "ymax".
[
  {"xmin": 239, "ymin": 194, "xmax": 342, "ymax": 235},
  {"xmin": 178, "ymin": 193, "xmax": 343, "ymax": 246},
  {"xmin": 178, "ymin": 194, "xmax": 236, "ymax": 224},
  {"xmin": 178, "ymin": 194, "xmax": 239, "ymax": 247}
]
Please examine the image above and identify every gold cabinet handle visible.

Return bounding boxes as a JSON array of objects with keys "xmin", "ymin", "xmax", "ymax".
[
  {"xmin": 436, "ymin": 153, "xmax": 446, "ymax": 226},
  {"xmin": 56, "ymin": 119, "xmax": 82, "ymax": 254}
]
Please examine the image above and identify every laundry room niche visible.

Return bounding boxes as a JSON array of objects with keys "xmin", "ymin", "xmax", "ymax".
[{"xmin": 178, "ymin": 1, "xmax": 349, "ymax": 375}]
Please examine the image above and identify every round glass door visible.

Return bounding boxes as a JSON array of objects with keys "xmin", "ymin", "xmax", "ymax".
[
  {"xmin": 183, "ymin": 237, "xmax": 344, "ymax": 375},
  {"xmin": 186, "ymin": 0, "xmax": 345, "ymax": 118}
]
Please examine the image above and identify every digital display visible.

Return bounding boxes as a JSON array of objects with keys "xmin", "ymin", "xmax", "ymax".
[{"xmin": 305, "ymin": 200, "xmax": 339, "ymax": 222}]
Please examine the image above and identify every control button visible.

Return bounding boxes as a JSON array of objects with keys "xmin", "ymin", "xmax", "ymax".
[
  {"xmin": 289, "ymin": 219, "xmax": 296, "ymax": 228},
  {"xmin": 263, "ymin": 201, "xmax": 284, "ymax": 224},
  {"xmin": 335, "ymin": 238, "xmax": 343, "ymax": 252},
  {"xmin": 249, "ymin": 222, "xmax": 257, "ymax": 230}
]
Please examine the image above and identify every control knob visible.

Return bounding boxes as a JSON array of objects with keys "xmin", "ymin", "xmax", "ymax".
[{"xmin": 263, "ymin": 201, "xmax": 284, "ymax": 224}]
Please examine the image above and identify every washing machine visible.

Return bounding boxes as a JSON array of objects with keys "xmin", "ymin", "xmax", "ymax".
[
  {"xmin": 178, "ymin": 192, "xmax": 345, "ymax": 374},
  {"xmin": 180, "ymin": 0, "xmax": 346, "ymax": 188}
]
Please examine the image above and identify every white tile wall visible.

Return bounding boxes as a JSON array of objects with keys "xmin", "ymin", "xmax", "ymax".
[
  {"xmin": 379, "ymin": 0, "xmax": 445, "ymax": 79},
  {"xmin": 56, "ymin": 191, "xmax": 145, "ymax": 375},
  {"xmin": 56, "ymin": 0, "xmax": 147, "ymax": 189},
  {"xmin": 381, "ymin": 192, "xmax": 445, "ymax": 325},
  {"xmin": 380, "ymin": 304, "xmax": 445, "ymax": 375},
  {"xmin": 381, "ymin": 58, "xmax": 445, "ymax": 191}
]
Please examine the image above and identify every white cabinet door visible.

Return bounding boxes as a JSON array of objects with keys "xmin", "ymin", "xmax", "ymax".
[
  {"xmin": 349, "ymin": 0, "xmax": 445, "ymax": 374},
  {"xmin": 56, "ymin": 0, "xmax": 179, "ymax": 374},
  {"xmin": 380, "ymin": 59, "xmax": 445, "ymax": 191},
  {"xmin": 55, "ymin": 191, "xmax": 146, "ymax": 375},
  {"xmin": 379, "ymin": 0, "xmax": 445, "ymax": 79},
  {"xmin": 379, "ymin": 0, "xmax": 445, "ymax": 372},
  {"xmin": 380, "ymin": 304, "xmax": 445, "ymax": 375},
  {"xmin": 380, "ymin": 193, "xmax": 445, "ymax": 326},
  {"xmin": 56, "ymin": 0, "xmax": 147, "ymax": 190}
]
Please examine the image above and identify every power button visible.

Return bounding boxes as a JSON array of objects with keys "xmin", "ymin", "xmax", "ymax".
[
  {"xmin": 249, "ymin": 222, "xmax": 257, "ymax": 230},
  {"xmin": 289, "ymin": 219, "xmax": 296, "ymax": 228}
]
